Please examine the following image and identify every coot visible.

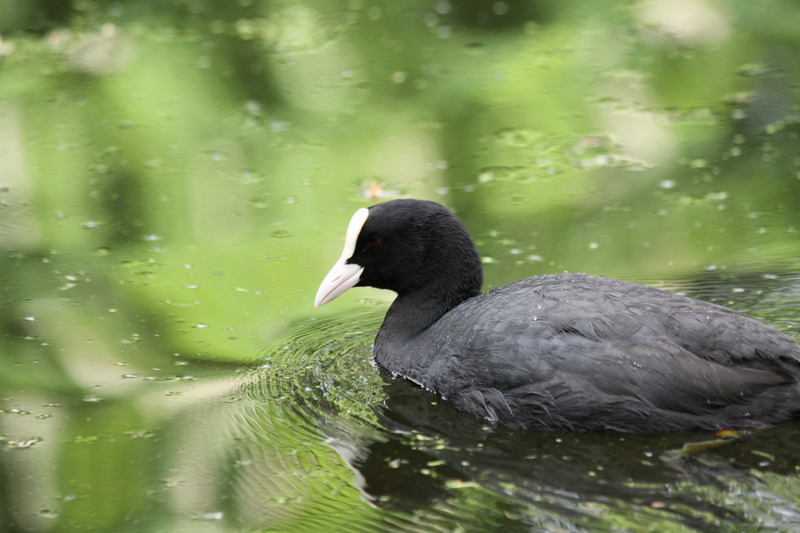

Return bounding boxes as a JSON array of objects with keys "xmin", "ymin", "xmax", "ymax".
[{"xmin": 315, "ymin": 199, "xmax": 800, "ymax": 432}]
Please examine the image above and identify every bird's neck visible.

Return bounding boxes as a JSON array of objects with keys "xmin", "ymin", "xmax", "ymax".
[{"xmin": 374, "ymin": 282, "xmax": 478, "ymax": 363}]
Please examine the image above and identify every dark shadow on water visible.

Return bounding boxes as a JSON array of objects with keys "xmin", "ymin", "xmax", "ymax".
[{"xmin": 345, "ymin": 371, "xmax": 800, "ymax": 530}]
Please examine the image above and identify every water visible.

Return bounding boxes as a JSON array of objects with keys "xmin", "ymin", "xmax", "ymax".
[
  {"xmin": 2, "ymin": 1, "xmax": 800, "ymax": 531},
  {"xmin": 9, "ymin": 274, "xmax": 800, "ymax": 531}
]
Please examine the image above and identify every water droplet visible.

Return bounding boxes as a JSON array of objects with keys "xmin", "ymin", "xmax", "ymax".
[
  {"xmin": 492, "ymin": 1, "xmax": 509, "ymax": 15},
  {"xmin": 435, "ymin": 0, "xmax": 451, "ymax": 14},
  {"xmin": 271, "ymin": 230, "xmax": 291, "ymax": 238},
  {"xmin": 245, "ymin": 100, "xmax": 261, "ymax": 115},
  {"xmin": 478, "ymin": 171, "xmax": 494, "ymax": 183}
]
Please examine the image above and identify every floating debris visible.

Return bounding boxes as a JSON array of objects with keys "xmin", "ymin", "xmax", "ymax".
[
  {"xmin": 196, "ymin": 512, "xmax": 224, "ymax": 521},
  {"xmin": 361, "ymin": 180, "xmax": 398, "ymax": 199},
  {"xmin": 2, "ymin": 436, "xmax": 43, "ymax": 450}
]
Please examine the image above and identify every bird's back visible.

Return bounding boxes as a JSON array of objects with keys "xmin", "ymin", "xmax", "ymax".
[{"xmin": 389, "ymin": 273, "xmax": 800, "ymax": 432}]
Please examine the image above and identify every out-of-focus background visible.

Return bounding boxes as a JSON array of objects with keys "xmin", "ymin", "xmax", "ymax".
[{"xmin": 1, "ymin": 1, "xmax": 800, "ymax": 532}]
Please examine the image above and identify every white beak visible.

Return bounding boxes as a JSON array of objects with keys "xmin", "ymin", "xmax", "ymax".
[
  {"xmin": 314, "ymin": 260, "xmax": 364, "ymax": 307},
  {"xmin": 314, "ymin": 208, "xmax": 370, "ymax": 307}
]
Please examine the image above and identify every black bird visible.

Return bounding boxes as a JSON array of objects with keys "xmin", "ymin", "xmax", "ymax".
[{"xmin": 315, "ymin": 199, "xmax": 800, "ymax": 432}]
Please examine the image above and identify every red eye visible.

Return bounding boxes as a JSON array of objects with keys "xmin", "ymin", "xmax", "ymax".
[{"xmin": 368, "ymin": 237, "xmax": 382, "ymax": 247}]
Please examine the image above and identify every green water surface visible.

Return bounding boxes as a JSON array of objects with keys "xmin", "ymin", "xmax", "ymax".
[{"xmin": 1, "ymin": 1, "xmax": 800, "ymax": 531}]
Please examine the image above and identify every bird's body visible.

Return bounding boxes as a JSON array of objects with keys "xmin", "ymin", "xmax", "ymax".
[
  {"xmin": 377, "ymin": 273, "xmax": 800, "ymax": 432},
  {"xmin": 315, "ymin": 199, "xmax": 800, "ymax": 432}
]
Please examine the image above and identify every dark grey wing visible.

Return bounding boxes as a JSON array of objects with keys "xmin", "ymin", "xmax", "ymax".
[
  {"xmin": 502, "ymin": 273, "xmax": 800, "ymax": 374},
  {"xmin": 430, "ymin": 274, "xmax": 799, "ymax": 430}
]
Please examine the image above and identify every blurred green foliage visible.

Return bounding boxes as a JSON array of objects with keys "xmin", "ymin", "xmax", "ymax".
[
  {"xmin": 1, "ymin": 0, "xmax": 799, "ymax": 360},
  {"xmin": 1, "ymin": 0, "xmax": 800, "ymax": 531}
]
